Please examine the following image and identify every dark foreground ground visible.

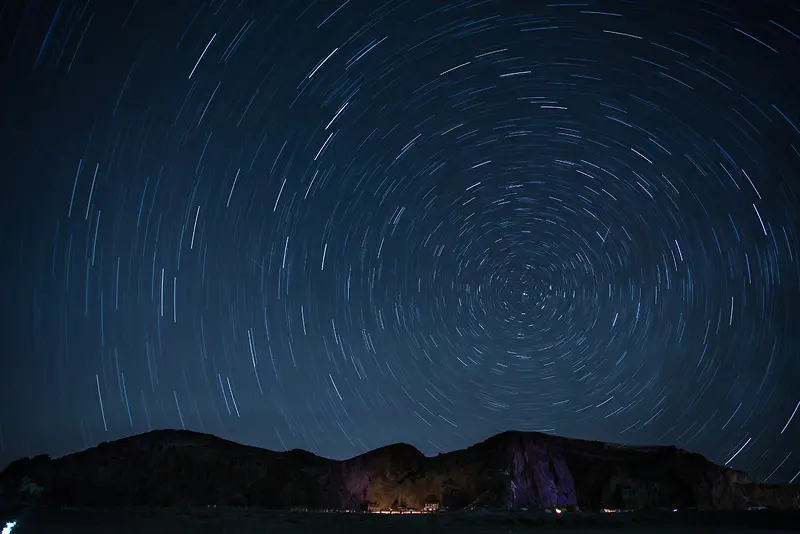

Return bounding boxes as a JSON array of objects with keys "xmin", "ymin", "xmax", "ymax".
[{"xmin": 1, "ymin": 505, "xmax": 799, "ymax": 533}]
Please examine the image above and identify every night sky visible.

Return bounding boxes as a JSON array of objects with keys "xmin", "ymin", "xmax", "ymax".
[{"xmin": 0, "ymin": 0, "xmax": 798, "ymax": 483}]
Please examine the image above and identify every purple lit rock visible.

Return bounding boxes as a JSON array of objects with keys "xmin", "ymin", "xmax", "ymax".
[{"xmin": 505, "ymin": 434, "xmax": 577, "ymax": 507}]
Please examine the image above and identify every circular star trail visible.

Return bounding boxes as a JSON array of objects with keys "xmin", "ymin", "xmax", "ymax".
[{"xmin": 1, "ymin": 0, "xmax": 798, "ymax": 483}]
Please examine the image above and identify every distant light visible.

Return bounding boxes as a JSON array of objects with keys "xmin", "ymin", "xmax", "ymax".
[
  {"xmin": 555, "ymin": 508, "xmax": 562, "ymax": 514},
  {"xmin": 2, "ymin": 521, "xmax": 17, "ymax": 534},
  {"xmin": 673, "ymin": 509, "xmax": 678, "ymax": 512}
]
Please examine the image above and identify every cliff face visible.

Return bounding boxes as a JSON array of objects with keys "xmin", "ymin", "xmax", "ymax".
[{"xmin": 1, "ymin": 429, "xmax": 796, "ymax": 511}]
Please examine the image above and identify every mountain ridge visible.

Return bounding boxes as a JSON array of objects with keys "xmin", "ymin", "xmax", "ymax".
[{"xmin": 1, "ymin": 428, "xmax": 797, "ymax": 511}]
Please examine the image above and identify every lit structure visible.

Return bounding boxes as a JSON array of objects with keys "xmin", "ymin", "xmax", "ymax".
[{"xmin": 423, "ymin": 494, "xmax": 441, "ymax": 512}]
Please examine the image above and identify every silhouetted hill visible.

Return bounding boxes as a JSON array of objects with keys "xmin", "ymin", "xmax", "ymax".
[{"xmin": 1, "ymin": 429, "xmax": 797, "ymax": 511}]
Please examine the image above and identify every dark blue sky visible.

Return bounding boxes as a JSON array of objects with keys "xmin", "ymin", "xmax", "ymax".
[{"xmin": 0, "ymin": 0, "xmax": 798, "ymax": 483}]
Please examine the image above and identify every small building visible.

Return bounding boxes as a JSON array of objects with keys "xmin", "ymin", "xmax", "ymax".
[{"xmin": 423, "ymin": 495, "xmax": 441, "ymax": 512}]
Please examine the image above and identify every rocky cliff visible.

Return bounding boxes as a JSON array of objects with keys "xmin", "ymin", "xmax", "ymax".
[{"xmin": 1, "ymin": 429, "xmax": 797, "ymax": 511}]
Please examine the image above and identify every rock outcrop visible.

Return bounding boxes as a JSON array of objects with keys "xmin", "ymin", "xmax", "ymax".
[{"xmin": 1, "ymin": 429, "xmax": 797, "ymax": 510}]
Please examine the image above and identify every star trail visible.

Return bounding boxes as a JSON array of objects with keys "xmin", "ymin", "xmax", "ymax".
[{"xmin": 0, "ymin": 0, "xmax": 798, "ymax": 484}]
